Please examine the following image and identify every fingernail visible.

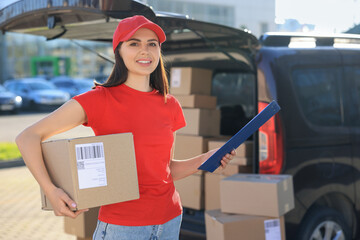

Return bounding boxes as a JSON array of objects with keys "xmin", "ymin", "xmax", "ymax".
[{"xmin": 71, "ymin": 203, "xmax": 76, "ymax": 208}]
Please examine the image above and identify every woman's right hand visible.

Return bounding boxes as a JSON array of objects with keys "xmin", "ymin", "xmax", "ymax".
[{"xmin": 46, "ymin": 187, "xmax": 88, "ymax": 218}]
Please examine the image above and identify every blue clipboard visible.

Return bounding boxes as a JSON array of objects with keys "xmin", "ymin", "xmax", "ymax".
[{"xmin": 198, "ymin": 100, "xmax": 281, "ymax": 172}]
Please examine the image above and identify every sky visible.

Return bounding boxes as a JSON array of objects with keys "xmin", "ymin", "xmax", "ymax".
[{"xmin": 275, "ymin": 0, "xmax": 360, "ymax": 33}]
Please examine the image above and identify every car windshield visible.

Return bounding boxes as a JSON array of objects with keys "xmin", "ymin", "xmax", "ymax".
[
  {"xmin": 77, "ymin": 80, "xmax": 94, "ymax": 88},
  {"xmin": 28, "ymin": 81, "xmax": 56, "ymax": 90},
  {"xmin": 0, "ymin": 85, "xmax": 6, "ymax": 92}
]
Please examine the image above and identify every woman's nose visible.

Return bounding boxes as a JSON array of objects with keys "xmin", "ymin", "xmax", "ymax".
[{"xmin": 140, "ymin": 44, "xmax": 149, "ymax": 52}]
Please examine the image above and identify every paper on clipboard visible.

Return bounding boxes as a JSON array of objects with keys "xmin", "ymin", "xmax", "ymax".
[{"xmin": 198, "ymin": 101, "xmax": 281, "ymax": 172}]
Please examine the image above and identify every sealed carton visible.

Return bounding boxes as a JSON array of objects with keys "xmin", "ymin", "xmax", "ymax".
[
  {"xmin": 178, "ymin": 108, "xmax": 220, "ymax": 136},
  {"xmin": 205, "ymin": 166, "xmax": 252, "ymax": 210},
  {"xmin": 170, "ymin": 67, "xmax": 213, "ymax": 95},
  {"xmin": 205, "ymin": 173, "xmax": 226, "ymax": 210},
  {"xmin": 174, "ymin": 134, "xmax": 213, "ymax": 159},
  {"xmin": 174, "ymin": 174, "xmax": 204, "ymax": 210},
  {"xmin": 174, "ymin": 95, "xmax": 217, "ymax": 109},
  {"xmin": 205, "ymin": 209, "xmax": 285, "ymax": 240},
  {"xmin": 220, "ymin": 174, "xmax": 294, "ymax": 217},
  {"xmin": 64, "ymin": 207, "xmax": 99, "ymax": 238},
  {"xmin": 41, "ymin": 133, "xmax": 139, "ymax": 210}
]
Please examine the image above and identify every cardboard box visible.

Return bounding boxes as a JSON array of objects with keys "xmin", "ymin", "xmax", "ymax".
[
  {"xmin": 174, "ymin": 174, "xmax": 204, "ymax": 210},
  {"xmin": 174, "ymin": 134, "xmax": 213, "ymax": 159},
  {"xmin": 205, "ymin": 173, "xmax": 226, "ymax": 210},
  {"xmin": 205, "ymin": 209, "xmax": 286, "ymax": 240},
  {"xmin": 220, "ymin": 174, "xmax": 294, "ymax": 217},
  {"xmin": 205, "ymin": 165, "xmax": 252, "ymax": 210},
  {"xmin": 64, "ymin": 207, "xmax": 99, "ymax": 238},
  {"xmin": 208, "ymin": 140, "xmax": 253, "ymax": 158},
  {"xmin": 170, "ymin": 67, "xmax": 213, "ymax": 95},
  {"xmin": 174, "ymin": 95, "xmax": 217, "ymax": 109},
  {"xmin": 41, "ymin": 133, "xmax": 139, "ymax": 210},
  {"xmin": 178, "ymin": 108, "xmax": 220, "ymax": 136}
]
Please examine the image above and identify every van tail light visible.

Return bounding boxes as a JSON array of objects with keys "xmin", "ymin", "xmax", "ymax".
[{"xmin": 258, "ymin": 101, "xmax": 284, "ymax": 174}]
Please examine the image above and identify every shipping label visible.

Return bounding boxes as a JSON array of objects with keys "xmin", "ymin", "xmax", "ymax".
[
  {"xmin": 171, "ymin": 68, "xmax": 182, "ymax": 87},
  {"xmin": 264, "ymin": 219, "xmax": 281, "ymax": 240},
  {"xmin": 75, "ymin": 142, "xmax": 107, "ymax": 189}
]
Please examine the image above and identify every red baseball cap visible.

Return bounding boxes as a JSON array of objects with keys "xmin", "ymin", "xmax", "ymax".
[{"xmin": 112, "ymin": 15, "xmax": 166, "ymax": 52}]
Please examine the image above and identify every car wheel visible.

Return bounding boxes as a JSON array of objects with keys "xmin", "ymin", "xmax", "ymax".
[{"xmin": 297, "ymin": 206, "xmax": 351, "ymax": 240}]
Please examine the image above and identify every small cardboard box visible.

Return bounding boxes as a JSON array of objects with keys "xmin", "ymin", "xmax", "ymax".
[
  {"xmin": 174, "ymin": 95, "xmax": 217, "ymax": 109},
  {"xmin": 170, "ymin": 67, "xmax": 213, "ymax": 95},
  {"xmin": 174, "ymin": 174, "xmax": 204, "ymax": 210},
  {"xmin": 220, "ymin": 174, "xmax": 294, "ymax": 217},
  {"xmin": 205, "ymin": 209, "xmax": 286, "ymax": 240},
  {"xmin": 64, "ymin": 207, "xmax": 99, "ymax": 238},
  {"xmin": 41, "ymin": 133, "xmax": 139, "ymax": 210},
  {"xmin": 178, "ymin": 108, "xmax": 220, "ymax": 136},
  {"xmin": 174, "ymin": 134, "xmax": 213, "ymax": 159},
  {"xmin": 205, "ymin": 165, "xmax": 252, "ymax": 210}
]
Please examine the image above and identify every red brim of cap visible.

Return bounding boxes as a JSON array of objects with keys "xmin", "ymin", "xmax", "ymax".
[{"xmin": 113, "ymin": 22, "xmax": 166, "ymax": 52}]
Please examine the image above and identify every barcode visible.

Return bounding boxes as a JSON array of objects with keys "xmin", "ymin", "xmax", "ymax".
[
  {"xmin": 75, "ymin": 143, "xmax": 104, "ymax": 161},
  {"xmin": 265, "ymin": 219, "xmax": 280, "ymax": 228},
  {"xmin": 77, "ymin": 161, "xmax": 85, "ymax": 170}
]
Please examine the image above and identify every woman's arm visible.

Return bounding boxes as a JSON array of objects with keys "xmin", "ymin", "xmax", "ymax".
[
  {"xmin": 170, "ymin": 133, "xmax": 236, "ymax": 181},
  {"xmin": 15, "ymin": 99, "xmax": 88, "ymax": 218}
]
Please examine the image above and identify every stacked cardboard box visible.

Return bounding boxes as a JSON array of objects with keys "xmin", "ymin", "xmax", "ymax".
[
  {"xmin": 171, "ymin": 67, "xmax": 220, "ymax": 210},
  {"xmin": 205, "ymin": 174, "xmax": 294, "ymax": 240},
  {"xmin": 171, "ymin": 67, "xmax": 256, "ymax": 212},
  {"xmin": 40, "ymin": 133, "xmax": 139, "ymax": 239},
  {"xmin": 205, "ymin": 139, "xmax": 253, "ymax": 210},
  {"xmin": 64, "ymin": 207, "xmax": 99, "ymax": 240}
]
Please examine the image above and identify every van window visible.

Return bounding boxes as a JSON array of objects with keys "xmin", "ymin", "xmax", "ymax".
[
  {"xmin": 212, "ymin": 72, "xmax": 255, "ymax": 135},
  {"xmin": 292, "ymin": 68, "xmax": 343, "ymax": 126},
  {"xmin": 344, "ymin": 66, "xmax": 360, "ymax": 126}
]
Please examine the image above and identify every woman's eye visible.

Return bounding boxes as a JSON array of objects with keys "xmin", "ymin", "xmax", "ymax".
[
  {"xmin": 149, "ymin": 42, "xmax": 158, "ymax": 47},
  {"xmin": 129, "ymin": 42, "xmax": 138, "ymax": 46}
]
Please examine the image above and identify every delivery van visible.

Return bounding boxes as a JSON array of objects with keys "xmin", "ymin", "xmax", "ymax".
[{"xmin": 2, "ymin": 0, "xmax": 360, "ymax": 239}]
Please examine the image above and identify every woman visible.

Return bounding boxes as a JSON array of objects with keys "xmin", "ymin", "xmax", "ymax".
[{"xmin": 16, "ymin": 15, "xmax": 236, "ymax": 240}]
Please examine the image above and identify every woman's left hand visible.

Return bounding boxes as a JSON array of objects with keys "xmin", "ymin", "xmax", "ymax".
[
  {"xmin": 202, "ymin": 148, "xmax": 236, "ymax": 173},
  {"xmin": 218, "ymin": 149, "xmax": 236, "ymax": 170}
]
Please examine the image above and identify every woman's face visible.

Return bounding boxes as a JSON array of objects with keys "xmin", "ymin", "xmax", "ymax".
[{"xmin": 119, "ymin": 28, "xmax": 161, "ymax": 78}]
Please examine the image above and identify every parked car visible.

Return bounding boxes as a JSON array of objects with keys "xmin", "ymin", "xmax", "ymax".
[
  {"xmin": 0, "ymin": 84, "xmax": 22, "ymax": 113},
  {"xmin": 4, "ymin": 78, "xmax": 70, "ymax": 111},
  {"xmin": 50, "ymin": 76, "xmax": 95, "ymax": 97},
  {"xmin": 2, "ymin": 1, "xmax": 360, "ymax": 239}
]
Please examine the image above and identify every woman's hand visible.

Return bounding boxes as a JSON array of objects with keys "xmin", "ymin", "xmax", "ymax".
[
  {"xmin": 203, "ymin": 148, "xmax": 237, "ymax": 173},
  {"xmin": 219, "ymin": 149, "xmax": 237, "ymax": 169},
  {"xmin": 46, "ymin": 187, "xmax": 88, "ymax": 218}
]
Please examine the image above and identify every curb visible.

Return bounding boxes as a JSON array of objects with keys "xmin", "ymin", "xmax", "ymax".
[{"xmin": 0, "ymin": 158, "xmax": 25, "ymax": 169}]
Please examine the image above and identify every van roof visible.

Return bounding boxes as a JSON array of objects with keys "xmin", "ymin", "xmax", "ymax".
[{"xmin": 260, "ymin": 32, "xmax": 360, "ymax": 48}]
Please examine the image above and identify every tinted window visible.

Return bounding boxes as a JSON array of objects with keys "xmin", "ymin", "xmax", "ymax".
[
  {"xmin": 292, "ymin": 68, "xmax": 343, "ymax": 126},
  {"xmin": 212, "ymin": 72, "xmax": 255, "ymax": 117},
  {"xmin": 344, "ymin": 66, "xmax": 360, "ymax": 126},
  {"xmin": 212, "ymin": 72, "xmax": 255, "ymax": 135}
]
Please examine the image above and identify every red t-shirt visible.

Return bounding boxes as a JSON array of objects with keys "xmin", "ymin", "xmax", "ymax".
[{"xmin": 73, "ymin": 84, "xmax": 186, "ymax": 226}]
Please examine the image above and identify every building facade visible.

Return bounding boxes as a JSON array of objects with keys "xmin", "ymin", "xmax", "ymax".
[{"xmin": 144, "ymin": 0, "xmax": 276, "ymax": 37}]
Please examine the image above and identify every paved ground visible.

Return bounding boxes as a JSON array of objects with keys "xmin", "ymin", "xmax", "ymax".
[
  {"xmin": 0, "ymin": 112, "xmax": 94, "ymax": 143},
  {"xmin": 0, "ymin": 166, "xmax": 77, "ymax": 240}
]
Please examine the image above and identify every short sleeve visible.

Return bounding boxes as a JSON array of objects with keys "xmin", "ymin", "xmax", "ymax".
[
  {"xmin": 72, "ymin": 86, "xmax": 106, "ymax": 127},
  {"xmin": 170, "ymin": 95, "xmax": 186, "ymax": 132}
]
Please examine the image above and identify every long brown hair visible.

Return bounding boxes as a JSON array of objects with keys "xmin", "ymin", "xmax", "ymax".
[{"xmin": 95, "ymin": 43, "xmax": 169, "ymax": 102}]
